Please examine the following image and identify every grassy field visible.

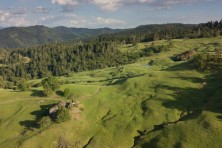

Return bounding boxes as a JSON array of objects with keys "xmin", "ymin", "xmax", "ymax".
[{"xmin": 1, "ymin": 37, "xmax": 222, "ymax": 147}]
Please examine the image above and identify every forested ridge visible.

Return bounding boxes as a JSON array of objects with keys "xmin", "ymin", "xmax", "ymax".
[
  {"xmin": 98, "ymin": 20, "xmax": 222, "ymax": 43},
  {"xmin": 0, "ymin": 26, "xmax": 120, "ymax": 49}
]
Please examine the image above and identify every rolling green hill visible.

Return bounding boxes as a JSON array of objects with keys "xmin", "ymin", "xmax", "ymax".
[{"xmin": 0, "ymin": 37, "xmax": 222, "ymax": 147}]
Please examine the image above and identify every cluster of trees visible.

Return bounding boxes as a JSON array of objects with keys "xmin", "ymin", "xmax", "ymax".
[
  {"xmin": 192, "ymin": 49, "xmax": 222, "ymax": 70},
  {"xmin": 41, "ymin": 77, "xmax": 60, "ymax": 97},
  {"xmin": 55, "ymin": 106, "xmax": 71, "ymax": 123},
  {"xmin": 38, "ymin": 106, "xmax": 71, "ymax": 129}
]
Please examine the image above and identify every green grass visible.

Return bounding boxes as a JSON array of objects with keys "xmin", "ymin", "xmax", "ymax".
[{"xmin": 1, "ymin": 37, "xmax": 222, "ymax": 147}]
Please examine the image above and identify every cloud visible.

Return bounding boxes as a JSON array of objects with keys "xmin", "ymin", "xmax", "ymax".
[
  {"xmin": 0, "ymin": 9, "xmax": 32, "ymax": 27},
  {"xmin": 51, "ymin": 0, "xmax": 79, "ymax": 6},
  {"xmin": 7, "ymin": 17, "xmax": 31, "ymax": 26},
  {"xmin": 37, "ymin": 13, "xmax": 125, "ymax": 28},
  {"xmin": 95, "ymin": 17, "xmax": 125, "ymax": 25},
  {"xmin": 10, "ymin": 8, "xmax": 28, "ymax": 15},
  {"xmin": 34, "ymin": 6, "xmax": 51, "ymax": 13},
  {"xmin": 38, "ymin": 13, "xmax": 87, "ymax": 27},
  {"xmin": 91, "ymin": 0, "xmax": 123, "ymax": 11},
  {"xmin": 0, "ymin": 11, "xmax": 10, "ymax": 22},
  {"xmin": 50, "ymin": 0, "xmax": 214, "ymax": 11}
]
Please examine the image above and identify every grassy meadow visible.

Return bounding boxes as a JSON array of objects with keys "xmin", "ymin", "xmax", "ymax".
[{"xmin": 1, "ymin": 37, "xmax": 222, "ymax": 147}]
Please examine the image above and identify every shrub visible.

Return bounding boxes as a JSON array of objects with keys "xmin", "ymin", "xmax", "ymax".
[
  {"xmin": 56, "ymin": 106, "xmax": 71, "ymax": 123},
  {"xmin": 192, "ymin": 53, "xmax": 208, "ymax": 70},
  {"xmin": 41, "ymin": 77, "xmax": 60, "ymax": 97},
  {"xmin": 17, "ymin": 82, "xmax": 30, "ymax": 91},
  {"xmin": 67, "ymin": 94, "xmax": 75, "ymax": 100},
  {"xmin": 38, "ymin": 116, "xmax": 52, "ymax": 129},
  {"xmin": 0, "ymin": 76, "xmax": 5, "ymax": 88},
  {"xmin": 64, "ymin": 88, "xmax": 70, "ymax": 98}
]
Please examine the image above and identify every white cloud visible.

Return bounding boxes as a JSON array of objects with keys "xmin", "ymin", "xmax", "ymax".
[
  {"xmin": 0, "ymin": 11, "xmax": 10, "ymax": 22},
  {"xmin": 7, "ymin": 17, "xmax": 31, "ymax": 26},
  {"xmin": 38, "ymin": 13, "xmax": 87, "ymax": 27},
  {"xmin": 34, "ymin": 6, "xmax": 51, "ymax": 13},
  {"xmin": 51, "ymin": 0, "xmax": 79, "ymax": 6},
  {"xmin": 70, "ymin": 19, "xmax": 87, "ymax": 27},
  {"xmin": 95, "ymin": 17, "xmax": 125, "ymax": 25},
  {"xmin": 37, "ymin": 13, "xmax": 125, "ymax": 28},
  {"xmin": 92, "ymin": 0, "xmax": 123, "ymax": 11},
  {"xmin": 50, "ymin": 0, "xmax": 214, "ymax": 11},
  {"xmin": 66, "ymin": 14, "xmax": 87, "ymax": 27},
  {"xmin": 0, "ymin": 10, "xmax": 32, "ymax": 27}
]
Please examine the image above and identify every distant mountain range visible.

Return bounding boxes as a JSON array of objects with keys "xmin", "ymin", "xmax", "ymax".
[
  {"xmin": 0, "ymin": 26, "xmax": 121, "ymax": 49},
  {"xmin": 0, "ymin": 20, "xmax": 221, "ymax": 49},
  {"xmin": 0, "ymin": 27, "xmax": 3, "ymax": 30}
]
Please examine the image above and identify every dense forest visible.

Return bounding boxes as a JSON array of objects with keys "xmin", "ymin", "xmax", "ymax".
[
  {"xmin": 98, "ymin": 20, "xmax": 222, "ymax": 44},
  {"xmin": 0, "ymin": 40, "xmax": 171, "ymax": 88},
  {"xmin": 0, "ymin": 20, "xmax": 222, "ymax": 88}
]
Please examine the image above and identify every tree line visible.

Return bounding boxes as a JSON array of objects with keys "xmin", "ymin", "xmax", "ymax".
[{"xmin": 98, "ymin": 20, "xmax": 222, "ymax": 44}]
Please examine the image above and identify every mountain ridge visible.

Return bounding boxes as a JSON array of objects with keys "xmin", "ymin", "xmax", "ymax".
[
  {"xmin": 0, "ymin": 25, "xmax": 121, "ymax": 49},
  {"xmin": 0, "ymin": 20, "xmax": 221, "ymax": 49}
]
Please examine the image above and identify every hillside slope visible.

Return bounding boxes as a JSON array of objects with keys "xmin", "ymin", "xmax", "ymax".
[
  {"xmin": 0, "ymin": 37, "xmax": 222, "ymax": 147},
  {"xmin": 0, "ymin": 26, "xmax": 120, "ymax": 49}
]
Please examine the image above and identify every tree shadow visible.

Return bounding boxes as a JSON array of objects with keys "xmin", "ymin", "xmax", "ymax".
[
  {"xmin": 217, "ymin": 115, "xmax": 222, "ymax": 121},
  {"xmin": 164, "ymin": 61, "xmax": 194, "ymax": 71},
  {"xmin": 161, "ymin": 69, "xmax": 222, "ymax": 120},
  {"xmin": 141, "ymin": 137, "xmax": 159, "ymax": 148},
  {"xmin": 56, "ymin": 90, "xmax": 64, "ymax": 97},
  {"xmin": 30, "ymin": 89, "xmax": 45, "ymax": 97},
  {"xmin": 19, "ymin": 103, "xmax": 55, "ymax": 129},
  {"xmin": 170, "ymin": 76, "xmax": 204, "ymax": 84},
  {"xmin": 161, "ymin": 85, "xmax": 207, "ymax": 111},
  {"xmin": 135, "ymin": 70, "xmax": 222, "ymax": 146},
  {"xmin": 107, "ymin": 73, "xmax": 147, "ymax": 86},
  {"xmin": 134, "ymin": 61, "xmax": 222, "ymax": 146},
  {"xmin": 19, "ymin": 120, "xmax": 38, "ymax": 129}
]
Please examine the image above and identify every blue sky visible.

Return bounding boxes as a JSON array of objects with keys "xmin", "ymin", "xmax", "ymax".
[{"xmin": 0, "ymin": 0, "xmax": 221, "ymax": 28}]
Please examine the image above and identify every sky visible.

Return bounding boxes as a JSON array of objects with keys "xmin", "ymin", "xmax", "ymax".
[{"xmin": 0, "ymin": 0, "xmax": 221, "ymax": 28}]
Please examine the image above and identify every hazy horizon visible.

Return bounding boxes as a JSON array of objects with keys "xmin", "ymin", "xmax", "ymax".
[{"xmin": 0, "ymin": 20, "xmax": 219, "ymax": 30}]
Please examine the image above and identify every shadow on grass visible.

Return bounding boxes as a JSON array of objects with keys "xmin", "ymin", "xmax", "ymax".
[
  {"xmin": 163, "ymin": 73, "xmax": 222, "ymax": 114},
  {"xmin": 56, "ymin": 90, "xmax": 64, "ymax": 97},
  {"xmin": 107, "ymin": 73, "xmax": 147, "ymax": 86},
  {"xmin": 30, "ymin": 89, "xmax": 45, "ymax": 97},
  {"xmin": 19, "ymin": 104, "xmax": 55, "ymax": 129},
  {"xmin": 217, "ymin": 115, "xmax": 222, "ymax": 121},
  {"xmin": 162, "ymin": 62, "xmax": 222, "ymax": 115},
  {"xmin": 164, "ymin": 61, "xmax": 194, "ymax": 71},
  {"xmin": 141, "ymin": 137, "xmax": 159, "ymax": 148},
  {"xmin": 136, "ymin": 64, "xmax": 222, "ymax": 147}
]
